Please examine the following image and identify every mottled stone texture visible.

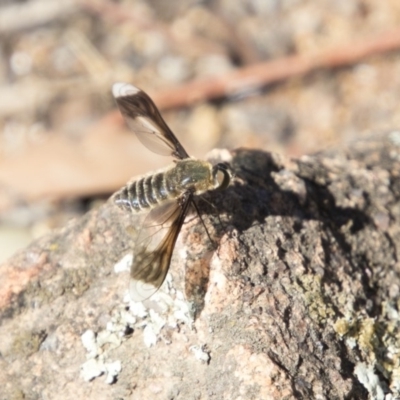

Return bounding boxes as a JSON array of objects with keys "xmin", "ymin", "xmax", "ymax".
[{"xmin": 1, "ymin": 132, "xmax": 400, "ymax": 399}]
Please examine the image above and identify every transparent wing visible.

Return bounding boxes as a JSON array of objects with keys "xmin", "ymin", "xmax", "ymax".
[
  {"xmin": 129, "ymin": 194, "xmax": 192, "ymax": 301},
  {"xmin": 113, "ymin": 82, "xmax": 189, "ymax": 160}
]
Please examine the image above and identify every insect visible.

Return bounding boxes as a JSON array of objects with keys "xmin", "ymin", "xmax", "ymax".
[{"xmin": 112, "ymin": 83, "xmax": 232, "ymax": 302}]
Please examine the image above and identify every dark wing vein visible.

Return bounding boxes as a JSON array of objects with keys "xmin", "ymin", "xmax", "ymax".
[
  {"xmin": 113, "ymin": 82, "xmax": 189, "ymax": 160},
  {"xmin": 129, "ymin": 194, "xmax": 192, "ymax": 301}
]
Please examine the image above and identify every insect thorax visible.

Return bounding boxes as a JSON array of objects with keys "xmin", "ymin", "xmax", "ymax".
[{"xmin": 113, "ymin": 159, "xmax": 217, "ymax": 213}]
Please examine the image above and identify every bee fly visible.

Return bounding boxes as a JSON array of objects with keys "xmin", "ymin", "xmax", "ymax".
[{"xmin": 112, "ymin": 83, "xmax": 232, "ymax": 301}]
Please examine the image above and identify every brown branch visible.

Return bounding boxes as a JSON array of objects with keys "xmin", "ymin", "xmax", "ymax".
[
  {"xmin": 151, "ymin": 28, "xmax": 400, "ymax": 110},
  {"xmin": 97, "ymin": 27, "xmax": 400, "ymax": 130}
]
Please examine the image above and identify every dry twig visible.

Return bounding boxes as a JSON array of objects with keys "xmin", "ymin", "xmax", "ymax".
[{"xmin": 151, "ymin": 27, "xmax": 400, "ymax": 109}]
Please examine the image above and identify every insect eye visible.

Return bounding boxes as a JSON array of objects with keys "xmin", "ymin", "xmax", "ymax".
[{"xmin": 213, "ymin": 163, "xmax": 232, "ymax": 190}]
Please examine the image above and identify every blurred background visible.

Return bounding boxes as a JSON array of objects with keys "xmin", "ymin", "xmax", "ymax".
[{"xmin": 1, "ymin": 0, "xmax": 400, "ymax": 262}]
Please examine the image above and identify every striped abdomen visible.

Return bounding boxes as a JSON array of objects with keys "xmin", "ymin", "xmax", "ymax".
[{"xmin": 113, "ymin": 170, "xmax": 181, "ymax": 213}]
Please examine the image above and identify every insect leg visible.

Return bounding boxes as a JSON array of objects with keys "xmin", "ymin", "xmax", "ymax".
[{"xmin": 191, "ymin": 198, "xmax": 215, "ymax": 247}]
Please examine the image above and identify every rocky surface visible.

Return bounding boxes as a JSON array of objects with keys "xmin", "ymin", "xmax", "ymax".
[{"xmin": 1, "ymin": 134, "xmax": 400, "ymax": 399}]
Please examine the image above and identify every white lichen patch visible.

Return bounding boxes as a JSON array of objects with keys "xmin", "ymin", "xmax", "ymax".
[
  {"xmin": 81, "ymin": 273, "xmax": 195, "ymax": 383},
  {"xmin": 81, "ymin": 358, "xmax": 104, "ymax": 381},
  {"xmin": 128, "ymin": 299, "xmax": 148, "ymax": 318},
  {"xmin": 141, "ymin": 309, "xmax": 166, "ymax": 347},
  {"xmin": 81, "ymin": 329, "xmax": 97, "ymax": 358},
  {"xmin": 104, "ymin": 360, "xmax": 122, "ymax": 384},
  {"xmin": 96, "ymin": 330, "xmax": 121, "ymax": 349},
  {"xmin": 113, "ymin": 254, "xmax": 133, "ymax": 273},
  {"xmin": 80, "ymin": 303, "xmax": 138, "ymax": 383},
  {"xmin": 190, "ymin": 345, "xmax": 210, "ymax": 363},
  {"xmin": 354, "ymin": 363, "xmax": 385, "ymax": 400},
  {"xmin": 334, "ymin": 309, "xmax": 400, "ymax": 397},
  {"xmin": 80, "ymin": 326, "xmax": 124, "ymax": 384},
  {"xmin": 81, "ymin": 358, "xmax": 121, "ymax": 384},
  {"xmin": 124, "ymin": 273, "xmax": 194, "ymax": 339},
  {"xmin": 125, "ymin": 278, "xmax": 194, "ymax": 347},
  {"xmin": 143, "ymin": 324, "xmax": 158, "ymax": 347},
  {"xmin": 173, "ymin": 296, "xmax": 193, "ymax": 326}
]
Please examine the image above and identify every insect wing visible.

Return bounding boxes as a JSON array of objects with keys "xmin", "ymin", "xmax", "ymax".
[
  {"xmin": 113, "ymin": 83, "xmax": 189, "ymax": 160},
  {"xmin": 129, "ymin": 195, "xmax": 192, "ymax": 301}
]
